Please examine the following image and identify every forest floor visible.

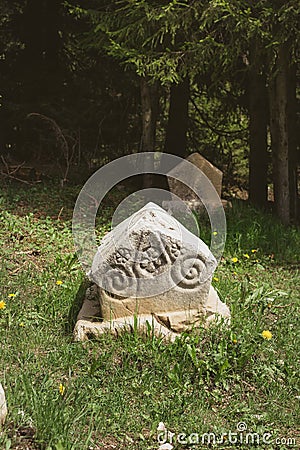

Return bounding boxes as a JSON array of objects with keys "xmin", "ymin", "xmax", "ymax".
[{"xmin": 0, "ymin": 181, "xmax": 299, "ymax": 450}]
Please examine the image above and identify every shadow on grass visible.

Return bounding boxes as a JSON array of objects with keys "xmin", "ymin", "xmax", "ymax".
[{"xmin": 65, "ymin": 278, "xmax": 91, "ymax": 334}]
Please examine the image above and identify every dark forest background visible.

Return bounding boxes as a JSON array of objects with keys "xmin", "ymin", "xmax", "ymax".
[{"xmin": 0, "ymin": 0, "xmax": 299, "ymax": 224}]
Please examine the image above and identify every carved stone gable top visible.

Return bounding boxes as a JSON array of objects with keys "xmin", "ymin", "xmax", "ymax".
[{"xmin": 89, "ymin": 202, "xmax": 217, "ymax": 298}]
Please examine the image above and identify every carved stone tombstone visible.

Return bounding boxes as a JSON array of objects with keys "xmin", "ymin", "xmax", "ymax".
[
  {"xmin": 74, "ymin": 203, "xmax": 230, "ymax": 341},
  {"xmin": 167, "ymin": 152, "xmax": 223, "ymax": 211}
]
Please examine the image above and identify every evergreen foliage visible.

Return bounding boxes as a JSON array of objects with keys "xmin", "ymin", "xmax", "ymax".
[{"xmin": 0, "ymin": 0, "xmax": 298, "ymax": 221}]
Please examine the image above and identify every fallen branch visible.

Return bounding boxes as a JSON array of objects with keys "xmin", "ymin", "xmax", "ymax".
[
  {"xmin": 0, "ymin": 156, "xmax": 37, "ymax": 184},
  {"xmin": 271, "ymin": 303, "xmax": 293, "ymax": 309},
  {"xmin": 0, "ymin": 170, "xmax": 33, "ymax": 185}
]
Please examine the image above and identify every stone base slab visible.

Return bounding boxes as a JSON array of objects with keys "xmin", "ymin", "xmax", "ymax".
[{"xmin": 74, "ymin": 285, "xmax": 230, "ymax": 342}]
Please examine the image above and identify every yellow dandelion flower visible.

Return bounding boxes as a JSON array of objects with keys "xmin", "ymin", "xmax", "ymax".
[
  {"xmin": 19, "ymin": 322, "xmax": 25, "ymax": 327},
  {"xmin": 231, "ymin": 257, "xmax": 238, "ymax": 263},
  {"xmin": 8, "ymin": 293, "xmax": 16, "ymax": 297},
  {"xmin": 243, "ymin": 253, "xmax": 250, "ymax": 259},
  {"xmin": 232, "ymin": 339, "xmax": 238, "ymax": 344},
  {"xmin": 59, "ymin": 383, "xmax": 65, "ymax": 395},
  {"xmin": 212, "ymin": 231, "xmax": 218, "ymax": 236},
  {"xmin": 0, "ymin": 301, "xmax": 6, "ymax": 310},
  {"xmin": 56, "ymin": 280, "xmax": 63, "ymax": 285},
  {"xmin": 213, "ymin": 276, "xmax": 219, "ymax": 282},
  {"xmin": 262, "ymin": 330, "xmax": 272, "ymax": 340},
  {"xmin": 233, "ymin": 271, "xmax": 237, "ymax": 276},
  {"xmin": 251, "ymin": 249, "xmax": 258, "ymax": 253}
]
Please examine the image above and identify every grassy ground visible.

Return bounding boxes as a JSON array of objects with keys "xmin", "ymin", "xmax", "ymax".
[{"xmin": 0, "ymin": 182, "xmax": 299, "ymax": 450}]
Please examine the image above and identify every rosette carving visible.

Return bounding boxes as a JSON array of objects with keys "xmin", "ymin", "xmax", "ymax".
[{"xmin": 133, "ymin": 233, "xmax": 182, "ymax": 277}]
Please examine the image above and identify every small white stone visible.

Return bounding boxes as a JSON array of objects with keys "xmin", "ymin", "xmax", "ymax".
[
  {"xmin": 158, "ymin": 444, "xmax": 173, "ymax": 450},
  {"xmin": 157, "ymin": 422, "xmax": 167, "ymax": 431},
  {"xmin": 0, "ymin": 382, "xmax": 8, "ymax": 425}
]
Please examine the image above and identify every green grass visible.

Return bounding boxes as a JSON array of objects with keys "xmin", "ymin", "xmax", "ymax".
[{"xmin": 0, "ymin": 183, "xmax": 299, "ymax": 450}]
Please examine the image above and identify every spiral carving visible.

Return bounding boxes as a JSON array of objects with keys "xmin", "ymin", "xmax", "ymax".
[
  {"xmin": 171, "ymin": 253, "xmax": 207, "ymax": 289},
  {"xmin": 102, "ymin": 266, "xmax": 133, "ymax": 294}
]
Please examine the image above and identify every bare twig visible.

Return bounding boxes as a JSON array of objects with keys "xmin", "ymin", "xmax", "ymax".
[
  {"xmin": 1, "ymin": 157, "xmax": 26, "ymax": 176},
  {"xmin": 27, "ymin": 113, "xmax": 77, "ymax": 185},
  {"xmin": 271, "ymin": 303, "xmax": 293, "ymax": 309},
  {"xmin": 0, "ymin": 172, "xmax": 33, "ymax": 184},
  {"xmin": 57, "ymin": 207, "xmax": 64, "ymax": 220},
  {"xmin": 1, "ymin": 155, "xmax": 10, "ymax": 173},
  {"xmin": 0, "ymin": 155, "xmax": 37, "ymax": 184}
]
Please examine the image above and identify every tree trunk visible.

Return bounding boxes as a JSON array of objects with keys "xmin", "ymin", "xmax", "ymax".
[
  {"xmin": 248, "ymin": 68, "xmax": 268, "ymax": 208},
  {"xmin": 18, "ymin": 0, "xmax": 63, "ymax": 161},
  {"xmin": 21, "ymin": 0, "xmax": 45, "ymax": 104},
  {"xmin": 287, "ymin": 62, "xmax": 298, "ymax": 222},
  {"xmin": 22, "ymin": 0, "xmax": 62, "ymax": 90},
  {"xmin": 164, "ymin": 77, "xmax": 189, "ymax": 158},
  {"xmin": 140, "ymin": 76, "xmax": 159, "ymax": 188},
  {"xmin": 269, "ymin": 44, "xmax": 296, "ymax": 225},
  {"xmin": 44, "ymin": 0, "xmax": 62, "ymax": 96}
]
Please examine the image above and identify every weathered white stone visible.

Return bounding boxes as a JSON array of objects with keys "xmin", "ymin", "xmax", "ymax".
[
  {"xmin": 89, "ymin": 202, "xmax": 216, "ymax": 299},
  {"xmin": 74, "ymin": 202, "xmax": 230, "ymax": 341},
  {"xmin": 0, "ymin": 382, "xmax": 7, "ymax": 425}
]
